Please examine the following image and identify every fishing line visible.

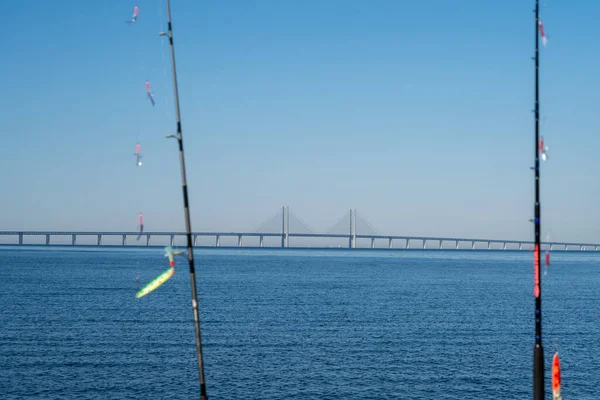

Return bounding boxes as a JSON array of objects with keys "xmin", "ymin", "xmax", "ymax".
[
  {"xmin": 127, "ymin": 3, "xmax": 150, "ymax": 243},
  {"xmin": 124, "ymin": 4, "xmax": 142, "ymax": 238},
  {"xmin": 119, "ymin": 3, "xmax": 183, "ymax": 295},
  {"xmin": 156, "ymin": 0, "xmax": 179, "ymax": 233},
  {"xmin": 157, "ymin": 0, "xmax": 173, "ymax": 129},
  {"xmin": 544, "ymin": 231, "xmax": 551, "ymax": 276},
  {"xmin": 136, "ymin": 34, "xmax": 145, "ymax": 244}
]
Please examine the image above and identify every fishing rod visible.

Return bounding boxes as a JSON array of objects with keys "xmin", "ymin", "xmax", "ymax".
[
  {"xmin": 533, "ymin": 0, "xmax": 545, "ymax": 398},
  {"xmin": 160, "ymin": 1, "xmax": 208, "ymax": 398}
]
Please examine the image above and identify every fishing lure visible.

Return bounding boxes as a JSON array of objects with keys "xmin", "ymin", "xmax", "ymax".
[
  {"xmin": 136, "ymin": 267, "xmax": 174, "ymax": 298},
  {"xmin": 146, "ymin": 80, "xmax": 155, "ymax": 107},
  {"xmin": 538, "ymin": 19, "xmax": 548, "ymax": 46},
  {"xmin": 137, "ymin": 213, "xmax": 144, "ymax": 241},
  {"xmin": 552, "ymin": 352, "xmax": 562, "ymax": 400},
  {"xmin": 540, "ymin": 137, "xmax": 549, "ymax": 161},
  {"xmin": 165, "ymin": 245, "xmax": 185, "ymax": 267},
  {"xmin": 544, "ymin": 249, "xmax": 550, "ymax": 275},
  {"xmin": 135, "ymin": 247, "xmax": 183, "ymax": 298},
  {"xmin": 134, "ymin": 142, "xmax": 143, "ymax": 166},
  {"xmin": 126, "ymin": 5, "xmax": 139, "ymax": 24}
]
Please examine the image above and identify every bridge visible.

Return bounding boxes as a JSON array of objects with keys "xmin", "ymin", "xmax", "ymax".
[{"xmin": 1, "ymin": 207, "xmax": 599, "ymax": 251}]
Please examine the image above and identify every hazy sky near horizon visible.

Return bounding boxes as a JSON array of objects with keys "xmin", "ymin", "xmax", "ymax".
[{"xmin": 1, "ymin": 0, "xmax": 599, "ymax": 242}]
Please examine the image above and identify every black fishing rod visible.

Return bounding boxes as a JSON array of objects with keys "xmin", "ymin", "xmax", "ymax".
[
  {"xmin": 160, "ymin": 1, "xmax": 208, "ymax": 398},
  {"xmin": 533, "ymin": 0, "xmax": 545, "ymax": 398}
]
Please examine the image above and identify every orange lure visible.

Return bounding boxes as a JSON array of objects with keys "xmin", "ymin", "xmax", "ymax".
[{"xmin": 552, "ymin": 352, "xmax": 562, "ymax": 400}]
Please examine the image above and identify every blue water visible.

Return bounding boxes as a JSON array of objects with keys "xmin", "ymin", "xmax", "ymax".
[{"xmin": 1, "ymin": 248, "xmax": 599, "ymax": 399}]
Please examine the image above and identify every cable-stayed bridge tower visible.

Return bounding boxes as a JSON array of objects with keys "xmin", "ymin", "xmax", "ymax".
[
  {"xmin": 251, "ymin": 206, "xmax": 378, "ymax": 248},
  {"xmin": 252, "ymin": 206, "xmax": 317, "ymax": 248},
  {"xmin": 323, "ymin": 208, "xmax": 380, "ymax": 248}
]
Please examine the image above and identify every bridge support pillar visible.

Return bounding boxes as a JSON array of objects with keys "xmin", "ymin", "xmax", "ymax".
[
  {"xmin": 46, "ymin": 234, "xmax": 51, "ymax": 245},
  {"xmin": 488, "ymin": 242, "xmax": 491, "ymax": 250},
  {"xmin": 371, "ymin": 238, "xmax": 375, "ymax": 249},
  {"xmin": 503, "ymin": 242, "xmax": 507, "ymax": 250},
  {"xmin": 281, "ymin": 206, "xmax": 289, "ymax": 248},
  {"xmin": 519, "ymin": 243, "xmax": 523, "ymax": 250},
  {"xmin": 349, "ymin": 209, "xmax": 356, "ymax": 249},
  {"xmin": 72, "ymin": 234, "xmax": 76, "ymax": 246},
  {"xmin": 122, "ymin": 235, "xmax": 126, "ymax": 246},
  {"xmin": 581, "ymin": 245, "xmax": 584, "ymax": 251},
  {"xmin": 348, "ymin": 209, "xmax": 352, "ymax": 248},
  {"xmin": 18, "ymin": 233, "xmax": 23, "ymax": 245},
  {"xmin": 389, "ymin": 238, "xmax": 393, "ymax": 249},
  {"xmin": 260, "ymin": 235, "xmax": 264, "ymax": 247},
  {"xmin": 423, "ymin": 240, "xmax": 426, "ymax": 249},
  {"xmin": 472, "ymin": 241, "xmax": 475, "ymax": 250},
  {"xmin": 170, "ymin": 235, "xmax": 175, "ymax": 247},
  {"xmin": 216, "ymin": 235, "xmax": 220, "ymax": 247},
  {"xmin": 550, "ymin": 244, "xmax": 554, "ymax": 251},
  {"xmin": 456, "ymin": 241, "xmax": 459, "ymax": 250},
  {"xmin": 146, "ymin": 234, "xmax": 151, "ymax": 246},
  {"xmin": 238, "ymin": 235, "xmax": 243, "ymax": 247},
  {"xmin": 596, "ymin": 246, "xmax": 598, "ymax": 251},
  {"xmin": 193, "ymin": 235, "xmax": 198, "ymax": 247},
  {"xmin": 406, "ymin": 239, "xmax": 410, "ymax": 249},
  {"xmin": 439, "ymin": 240, "xmax": 443, "ymax": 250},
  {"xmin": 97, "ymin": 234, "xmax": 101, "ymax": 246}
]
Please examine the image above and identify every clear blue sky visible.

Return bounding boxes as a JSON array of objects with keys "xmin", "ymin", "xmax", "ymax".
[{"xmin": 1, "ymin": 0, "xmax": 599, "ymax": 242}]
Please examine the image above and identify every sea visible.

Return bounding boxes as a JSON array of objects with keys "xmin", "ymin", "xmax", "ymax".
[{"xmin": 1, "ymin": 247, "xmax": 599, "ymax": 399}]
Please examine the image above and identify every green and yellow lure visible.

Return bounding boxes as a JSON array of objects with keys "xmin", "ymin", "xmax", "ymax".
[
  {"xmin": 136, "ymin": 267, "xmax": 174, "ymax": 298},
  {"xmin": 136, "ymin": 246, "xmax": 184, "ymax": 298}
]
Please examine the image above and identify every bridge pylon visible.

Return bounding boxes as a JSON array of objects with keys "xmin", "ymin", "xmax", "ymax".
[
  {"xmin": 281, "ymin": 206, "xmax": 289, "ymax": 248},
  {"xmin": 349, "ymin": 209, "xmax": 357, "ymax": 248}
]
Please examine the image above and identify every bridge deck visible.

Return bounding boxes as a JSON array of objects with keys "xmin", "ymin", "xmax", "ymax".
[{"xmin": 0, "ymin": 231, "xmax": 598, "ymax": 249}]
